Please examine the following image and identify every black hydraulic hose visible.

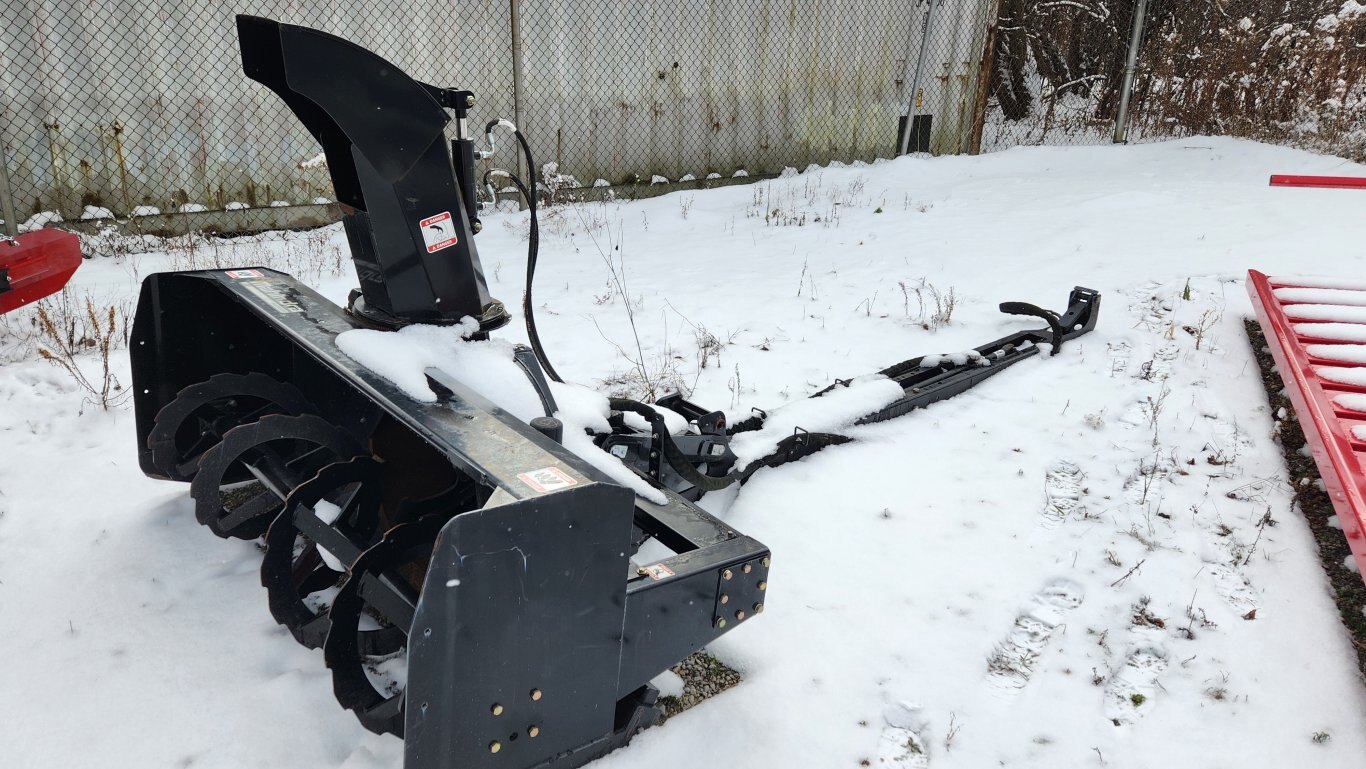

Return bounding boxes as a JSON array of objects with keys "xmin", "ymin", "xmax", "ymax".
[{"xmin": 485, "ymin": 121, "xmax": 563, "ymax": 384}]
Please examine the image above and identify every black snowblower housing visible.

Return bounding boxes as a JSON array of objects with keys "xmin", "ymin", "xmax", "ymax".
[{"xmin": 131, "ymin": 16, "xmax": 770, "ymax": 769}]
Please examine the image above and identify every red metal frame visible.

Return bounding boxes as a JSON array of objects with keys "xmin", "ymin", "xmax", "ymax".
[
  {"xmin": 1248, "ymin": 270, "xmax": 1366, "ymax": 585},
  {"xmin": 1268, "ymin": 174, "xmax": 1366, "ymax": 190},
  {"xmin": 0, "ymin": 229, "xmax": 82, "ymax": 315}
]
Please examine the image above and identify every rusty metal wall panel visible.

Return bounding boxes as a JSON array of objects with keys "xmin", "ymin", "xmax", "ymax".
[
  {"xmin": 0, "ymin": 0, "xmax": 1003, "ymax": 228},
  {"xmin": 516, "ymin": 0, "xmax": 922, "ymax": 184},
  {"xmin": 0, "ymin": 1, "xmax": 514, "ymax": 223}
]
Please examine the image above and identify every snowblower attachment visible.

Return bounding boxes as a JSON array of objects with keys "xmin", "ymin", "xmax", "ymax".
[
  {"xmin": 132, "ymin": 16, "xmax": 768, "ymax": 769},
  {"xmin": 130, "ymin": 15, "xmax": 1099, "ymax": 769},
  {"xmin": 131, "ymin": 269, "xmax": 770, "ymax": 764},
  {"xmin": 0, "ymin": 230, "xmax": 81, "ymax": 315}
]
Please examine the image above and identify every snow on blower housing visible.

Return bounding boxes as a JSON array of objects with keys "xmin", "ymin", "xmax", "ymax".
[{"xmin": 128, "ymin": 16, "xmax": 1100, "ymax": 769}]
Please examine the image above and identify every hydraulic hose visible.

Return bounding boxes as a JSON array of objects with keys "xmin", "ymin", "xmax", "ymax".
[{"xmin": 485, "ymin": 121, "xmax": 563, "ymax": 384}]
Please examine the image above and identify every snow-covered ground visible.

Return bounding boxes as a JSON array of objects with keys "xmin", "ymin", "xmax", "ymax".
[{"xmin": 3, "ymin": 137, "xmax": 1366, "ymax": 769}]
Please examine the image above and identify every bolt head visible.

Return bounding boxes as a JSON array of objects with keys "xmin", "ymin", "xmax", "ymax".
[
  {"xmin": 528, "ymin": 725, "xmax": 540, "ymax": 738},
  {"xmin": 743, "ymin": 563, "xmax": 753, "ymax": 574},
  {"xmin": 491, "ymin": 703, "xmax": 504, "ymax": 716},
  {"xmin": 715, "ymin": 617, "xmax": 727, "ymax": 628},
  {"xmin": 753, "ymin": 603, "xmax": 764, "ymax": 613},
  {"xmin": 489, "ymin": 741, "xmax": 502, "ymax": 753},
  {"xmin": 720, "ymin": 593, "xmax": 729, "ymax": 604},
  {"xmin": 466, "ymin": 94, "xmax": 476, "ymax": 106},
  {"xmin": 722, "ymin": 569, "xmax": 733, "ymax": 580},
  {"xmin": 735, "ymin": 610, "xmax": 746, "ymax": 620},
  {"xmin": 530, "ymin": 688, "xmax": 543, "ymax": 701},
  {"xmin": 758, "ymin": 580, "xmax": 767, "ymax": 591}
]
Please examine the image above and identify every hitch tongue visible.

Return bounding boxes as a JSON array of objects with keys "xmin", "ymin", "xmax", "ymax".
[{"xmin": 999, "ymin": 301, "xmax": 1065, "ymax": 354}]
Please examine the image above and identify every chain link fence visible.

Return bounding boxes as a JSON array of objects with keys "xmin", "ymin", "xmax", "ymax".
[
  {"xmin": 1, "ymin": 1, "xmax": 1361, "ymax": 236},
  {"xmin": 0, "ymin": 0, "xmax": 517, "ymax": 234},
  {"xmin": 1128, "ymin": 1, "xmax": 1364, "ymax": 156}
]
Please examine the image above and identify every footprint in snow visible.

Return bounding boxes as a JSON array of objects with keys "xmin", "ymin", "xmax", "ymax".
[
  {"xmin": 877, "ymin": 701, "xmax": 930, "ymax": 767},
  {"xmin": 1206, "ymin": 563, "xmax": 1260, "ymax": 617},
  {"xmin": 985, "ymin": 579, "xmax": 1085, "ymax": 694},
  {"xmin": 1107, "ymin": 340, "xmax": 1133, "ymax": 376},
  {"xmin": 1041, "ymin": 460, "xmax": 1086, "ymax": 528},
  {"xmin": 1104, "ymin": 648, "xmax": 1167, "ymax": 725},
  {"xmin": 1136, "ymin": 343, "xmax": 1180, "ymax": 381},
  {"xmin": 1121, "ymin": 460, "xmax": 1173, "ymax": 506}
]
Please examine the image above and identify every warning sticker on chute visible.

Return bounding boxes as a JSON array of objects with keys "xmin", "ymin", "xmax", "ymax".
[
  {"xmin": 517, "ymin": 466, "xmax": 578, "ymax": 494},
  {"xmin": 420, "ymin": 211, "xmax": 459, "ymax": 253}
]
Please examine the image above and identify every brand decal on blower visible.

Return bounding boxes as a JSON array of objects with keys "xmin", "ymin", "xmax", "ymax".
[{"xmin": 239, "ymin": 279, "xmax": 304, "ymax": 314}]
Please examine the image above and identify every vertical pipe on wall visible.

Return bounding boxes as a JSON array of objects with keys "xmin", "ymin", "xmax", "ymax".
[
  {"xmin": 0, "ymin": 139, "xmax": 17, "ymax": 236},
  {"xmin": 967, "ymin": 0, "xmax": 1001, "ymax": 155},
  {"xmin": 509, "ymin": 0, "xmax": 526, "ymax": 180},
  {"xmin": 0, "ymin": 161, "xmax": 16, "ymax": 237},
  {"xmin": 898, "ymin": 0, "xmax": 938, "ymax": 156},
  {"xmin": 1113, "ymin": 0, "xmax": 1150, "ymax": 144}
]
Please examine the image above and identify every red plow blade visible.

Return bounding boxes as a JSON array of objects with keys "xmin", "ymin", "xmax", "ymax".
[
  {"xmin": 0, "ymin": 230, "xmax": 82, "ymax": 315},
  {"xmin": 1248, "ymin": 270, "xmax": 1366, "ymax": 585}
]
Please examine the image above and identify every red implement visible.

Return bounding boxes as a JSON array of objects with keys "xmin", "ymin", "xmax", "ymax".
[
  {"xmin": 1268, "ymin": 174, "xmax": 1366, "ymax": 190},
  {"xmin": 0, "ymin": 229, "xmax": 82, "ymax": 315},
  {"xmin": 1248, "ymin": 270, "xmax": 1366, "ymax": 585}
]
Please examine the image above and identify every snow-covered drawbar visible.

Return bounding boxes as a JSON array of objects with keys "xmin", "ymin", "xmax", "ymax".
[
  {"xmin": 1248, "ymin": 270, "xmax": 1366, "ymax": 585},
  {"xmin": 0, "ymin": 229, "xmax": 81, "ymax": 316}
]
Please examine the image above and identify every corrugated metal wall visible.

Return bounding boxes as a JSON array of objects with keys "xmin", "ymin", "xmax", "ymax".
[{"xmin": 0, "ymin": 0, "xmax": 994, "ymax": 223}]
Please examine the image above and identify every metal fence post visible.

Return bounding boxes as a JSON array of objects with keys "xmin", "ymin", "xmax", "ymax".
[
  {"xmin": 899, "ymin": 0, "xmax": 939, "ymax": 156},
  {"xmin": 0, "ymin": 113, "xmax": 18, "ymax": 236},
  {"xmin": 0, "ymin": 147, "xmax": 17, "ymax": 237},
  {"xmin": 509, "ymin": 0, "xmax": 526, "ymax": 182},
  {"xmin": 1113, "ymin": 0, "xmax": 1150, "ymax": 144}
]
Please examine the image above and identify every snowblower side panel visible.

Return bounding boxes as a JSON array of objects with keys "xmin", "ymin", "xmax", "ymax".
[{"xmin": 405, "ymin": 484, "xmax": 633, "ymax": 767}]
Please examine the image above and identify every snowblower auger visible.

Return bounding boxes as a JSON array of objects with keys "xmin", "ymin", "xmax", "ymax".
[{"xmin": 131, "ymin": 16, "xmax": 770, "ymax": 769}]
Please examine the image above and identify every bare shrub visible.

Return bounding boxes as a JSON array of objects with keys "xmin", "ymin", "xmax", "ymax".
[
  {"xmin": 899, "ymin": 279, "xmax": 957, "ymax": 330},
  {"xmin": 35, "ymin": 295, "xmax": 130, "ymax": 411}
]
